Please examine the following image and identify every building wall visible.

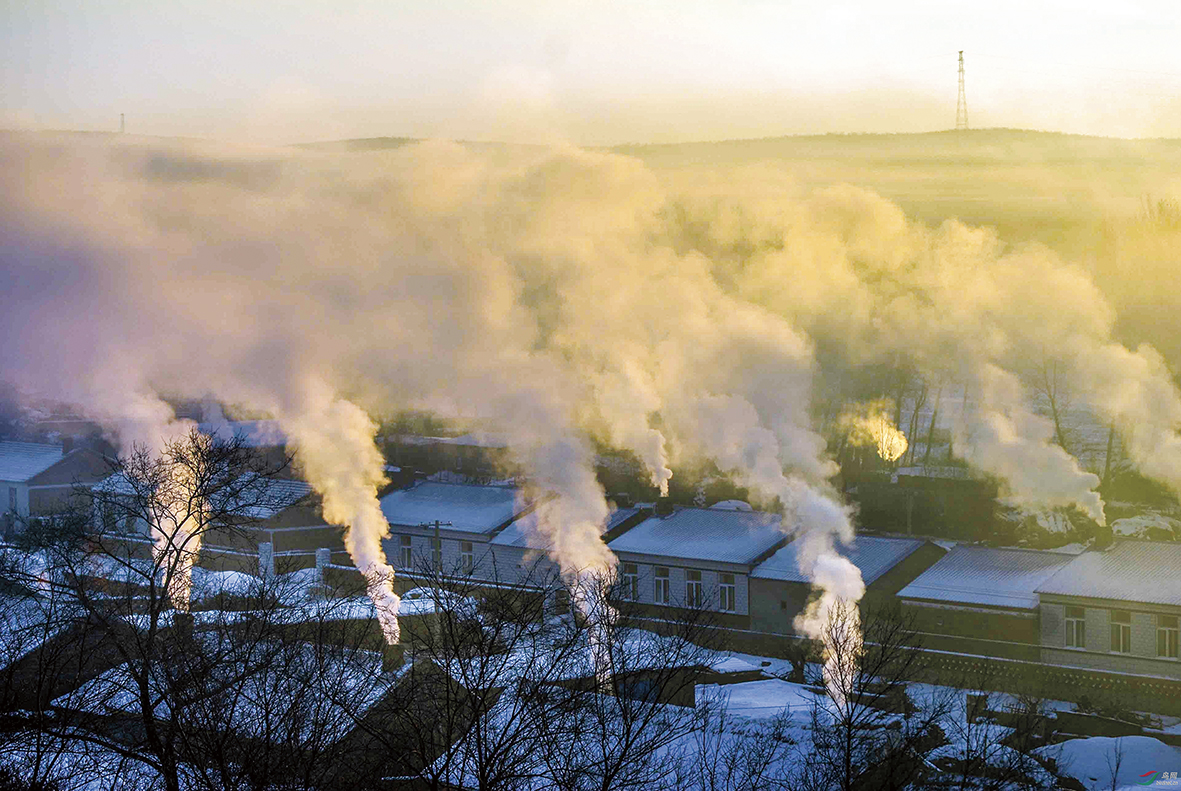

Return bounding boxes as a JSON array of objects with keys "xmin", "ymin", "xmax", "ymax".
[
  {"xmin": 903, "ymin": 600, "xmax": 1041, "ymax": 644},
  {"xmin": 3, "ymin": 482, "xmax": 30, "ymax": 519},
  {"xmin": 1039, "ymin": 596, "xmax": 1181, "ymax": 680},
  {"xmin": 614, "ymin": 559, "xmax": 750, "ymax": 617},
  {"xmin": 748, "ymin": 579, "xmax": 812, "ymax": 635}
]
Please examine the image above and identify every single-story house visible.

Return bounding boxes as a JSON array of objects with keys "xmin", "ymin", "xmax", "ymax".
[
  {"xmin": 1036, "ymin": 540, "xmax": 1181, "ymax": 680},
  {"xmin": 379, "ymin": 481, "xmax": 531, "ymax": 589},
  {"xmin": 605, "ymin": 504, "xmax": 790, "ymax": 629},
  {"xmin": 749, "ymin": 535, "xmax": 945, "ymax": 635},
  {"xmin": 1, "ymin": 441, "xmax": 112, "ymax": 531},
  {"xmin": 896, "ymin": 545, "xmax": 1076, "ymax": 660}
]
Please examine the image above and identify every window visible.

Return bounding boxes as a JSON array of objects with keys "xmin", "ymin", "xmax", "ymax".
[
  {"xmin": 1110, "ymin": 609, "xmax": 1132, "ymax": 654},
  {"xmin": 654, "ymin": 566, "xmax": 670, "ymax": 605},
  {"xmin": 1065, "ymin": 606, "xmax": 1086, "ymax": 649},
  {"xmin": 620, "ymin": 563, "xmax": 638, "ymax": 600},
  {"xmin": 431, "ymin": 537, "xmax": 442, "ymax": 570},
  {"xmin": 399, "ymin": 536, "xmax": 412, "ymax": 568},
  {"xmin": 686, "ymin": 570, "xmax": 704, "ymax": 608},
  {"xmin": 1159, "ymin": 615, "xmax": 1179, "ymax": 659},
  {"xmin": 460, "ymin": 541, "xmax": 474, "ymax": 574},
  {"xmin": 719, "ymin": 573, "xmax": 736, "ymax": 612}
]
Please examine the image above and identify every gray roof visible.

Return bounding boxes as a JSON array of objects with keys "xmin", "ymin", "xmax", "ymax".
[
  {"xmin": 94, "ymin": 473, "xmax": 311, "ymax": 520},
  {"xmin": 897, "ymin": 545, "xmax": 1074, "ymax": 610},
  {"xmin": 0, "ymin": 441, "xmax": 64, "ymax": 483},
  {"xmin": 491, "ymin": 506, "xmax": 641, "ymax": 550},
  {"xmin": 1035, "ymin": 541, "xmax": 1181, "ymax": 607},
  {"xmin": 752, "ymin": 535, "xmax": 926, "ymax": 584},
  {"xmin": 380, "ymin": 481, "xmax": 522, "ymax": 534},
  {"xmin": 197, "ymin": 420, "xmax": 287, "ymax": 448},
  {"xmin": 607, "ymin": 506, "xmax": 786, "ymax": 565}
]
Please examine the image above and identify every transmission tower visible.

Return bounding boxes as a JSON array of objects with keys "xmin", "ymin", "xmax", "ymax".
[{"xmin": 956, "ymin": 51, "xmax": 968, "ymax": 130}]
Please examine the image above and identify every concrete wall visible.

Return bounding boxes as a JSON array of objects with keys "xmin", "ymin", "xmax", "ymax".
[
  {"xmin": 1040, "ymin": 596, "xmax": 1181, "ymax": 680},
  {"xmin": 903, "ymin": 600, "xmax": 1041, "ymax": 645},
  {"xmin": 614, "ymin": 560, "xmax": 750, "ymax": 616},
  {"xmin": 748, "ymin": 579, "xmax": 812, "ymax": 635}
]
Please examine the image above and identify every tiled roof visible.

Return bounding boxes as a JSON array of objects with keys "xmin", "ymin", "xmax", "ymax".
[
  {"xmin": 197, "ymin": 420, "xmax": 287, "ymax": 448},
  {"xmin": 380, "ymin": 482, "xmax": 522, "ymax": 534},
  {"xmin": 491, "ymin": 506, "xmax": 641, "ymax": 550},
  {"xmin": 95, "ymin": 473, "xmax": 311, "ymax": 520},
  {"xmin": 897, "ymin": 545, "xmax": 1074, "ymax": 610},
  {"xmin": 1035, "ymin": 541, "xmax": 1181, "ymax": 607},
  {"xmin": 0, "ymin": 442, "xmax": 64, "ymax": 483},
  {"xmin": 752, "ymin": 535, "xmax": 927, "ymax": 584},
  {"xmin": 607, "ymin": 506, "xmax": 786, "ymax": 565}
]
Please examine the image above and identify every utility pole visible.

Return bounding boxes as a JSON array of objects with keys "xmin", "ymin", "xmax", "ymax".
[
  {"xmin": 956, "ymin": 51, "xmax": 969, "ymax": 130},
  {"xmin": 120, "ymin": 113, "xmax": 125, "ymax": 134},
  {"xmin": 423, "ymin": 520, "xmax": 452, "ymax": 574}
]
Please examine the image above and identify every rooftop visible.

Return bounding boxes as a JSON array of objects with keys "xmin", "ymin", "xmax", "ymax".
[
  {"xmin": 491, "ymin": 506, "xmax": 642, "ymax": 550},
  {"xmin": 380, "ymin": 481, "xmax": 523, "ymax": 534},
  {"xmin": 94, "ymin": 473, "xmax": 311, "ymax": 520},
  {"xmin": 752, "ymin": 535, "xmax": 927, "ymax": 584},
  {"xmin": 0, "ymin": 441, "xmax": 64, "ymax": 483},
  {"xmin": 197, "ymin": 419, "xmax": 287, "ymax": 448},
  {"xmin": 1035, "ymin": 541, "xmax": 1181, "ymax": 607},
  {"xmin": 897, "ymin": 545, "xmax": 1074, "ymax": 610},
  {"xmin": 607, "ymin": 506, "xmax": 786, "ymax": 565}
]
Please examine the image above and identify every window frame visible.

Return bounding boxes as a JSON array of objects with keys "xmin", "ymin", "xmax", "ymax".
[
  {"xmin": 620, "ymin": 563, "xmax": 639, "ymax": 601},
  {"xmin": 1158, "ymin": 614, "xmax": 1179, "ymax": 659},
  {"xmin": 719, "ymin": 572, "xmax": 736, "ymax": 613},
  {"xmin": 1110, "ymin": 609, "xmax": 1132, "ymax": 654},
  {"xmin": 460, "ymin": 540, "xmax": 474, "ymax": 574},
  {"xmin": 399, "ymin": 535, "xmax": 413, "ymax": 568},
  {"xmin": 1065, "ymin": 605, "xmax": 1086, "ymax": 649},
  {"xmin": 685, "ymin": 569, "xmax": 703, "ymax": 608},
  {"xmin": 654, "ymin": 566, "xmax": 670, "ymax": 605}
]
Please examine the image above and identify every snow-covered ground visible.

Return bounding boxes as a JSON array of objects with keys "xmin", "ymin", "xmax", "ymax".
[{"xmin": 1042, "ymin": 736, "xmax": 1181, "ymax": 790}]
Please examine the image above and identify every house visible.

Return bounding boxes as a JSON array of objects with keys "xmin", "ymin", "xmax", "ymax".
[
  {"xmin": 605, "ymin": 504, "xmax": 789, "ymax": 629},
  {"xmin": 93, "ymin": 472, "xmax": 317, "ymax": 574},
  {"xmin": 488, "ymin": 505, "xmax": 648, "ymax": 589},
  {"xmin": 896, "ymin": 546, "xmax": 1076, "ymax": 660},
  {"xmin": 379, "ymin": 481, "xmax": 531, "ymax": 588},
  {"xmin": 1036, "ymin": 540, "xmax": 1181, "ymax": 680},
  {"xmin": 1, "ymin": 441, "xmax": 112, "ymax": 532},
  {"xmin": 749, "ymin": 535, "xmax": 945, "ymax": 635},
  {"xmin": 198, "ymin": 478, "xmax": 324, "ymax": 574}
]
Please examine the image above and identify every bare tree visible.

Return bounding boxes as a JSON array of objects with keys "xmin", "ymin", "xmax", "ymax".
[
  {"xmin": 799, "ymin": 601, "xmax": 949, "ymax": 791},
  {"xmin": 12, "ymin": 429, "xmax": 296, "ymax": 791}
]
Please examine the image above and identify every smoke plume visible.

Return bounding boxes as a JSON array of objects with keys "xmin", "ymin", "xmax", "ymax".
[{"xmin": 6, "ymin": 133, "xmax": 1181, "ymax": 650}]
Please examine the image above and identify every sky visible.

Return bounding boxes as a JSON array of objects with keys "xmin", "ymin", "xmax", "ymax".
[{"xmin": 3, "ymin": 0, "xmax": 1181, "ymax": 144}]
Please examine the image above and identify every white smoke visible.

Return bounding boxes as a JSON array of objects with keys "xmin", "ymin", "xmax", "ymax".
[
  {"xmin": 274, "ymin": 380, "xmax": 400, "ymax": 644},
  {"xmin": 7, "ymin": 133, "xmax": 1181, "ymax": 650},
  {"xmin": 953, "ymin": 365, "xmax": 1105, "ymax": 524}
]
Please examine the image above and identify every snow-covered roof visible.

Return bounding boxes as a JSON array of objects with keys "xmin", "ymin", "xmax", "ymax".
[
  {"xmin": 1035, "ymin": 541, "xmax": 1181, "ymax": 607},
  {"xmin": 380, "ymin": 481, "xmax": 522, "ymax": 534},
  {"xmin": 897, "ymin": 545, "xmax": 1074, "ymax": 610},
  {"xmin": 93, "ymin": 473, "xmax": 311, "ymax": 520},
  {"xmin": 607, "ymin": 506, "xmax": 786, "ymax": 565},
  {"xmin": 751, "ymin": 535, "xmax": 927, "ymax": 584},
  {"xmin": 197, "ymin": 419, "xmax": 287, "ymax": 447},
  {"xmin": 0, "ymin": 441, "xmax": 63, "ymax": 483},
  {"xmin": 490, "ymin": 506, "xmax": 641, "ymax": 550}
]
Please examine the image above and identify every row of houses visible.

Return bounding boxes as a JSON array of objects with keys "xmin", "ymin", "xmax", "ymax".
[
  {"xmin": 7, "ymin": 435, "xmax": 1180, "ymax": 688},
  {"xmin": 369, "ymin": 480, "xmax": 1181, "ymax": 684}
]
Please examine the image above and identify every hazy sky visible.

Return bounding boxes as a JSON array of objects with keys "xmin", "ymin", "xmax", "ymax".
[{"xmin": 3, "ymin": 0, "xmax": 1180, "ymax": 144}]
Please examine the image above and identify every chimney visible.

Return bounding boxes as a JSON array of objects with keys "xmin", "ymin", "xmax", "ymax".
[
  {"xmin": 382, "ymin": 642, "xmax": 406, "ymax": 672},
  {"xmin": 655, "ymin": 499, "xmax": 675, "ymax": 518},
  {"xmin": 61, "ymin": 437, "xmax": 74, "ymax": 454}
]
